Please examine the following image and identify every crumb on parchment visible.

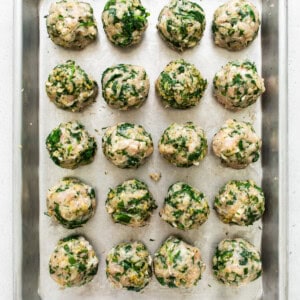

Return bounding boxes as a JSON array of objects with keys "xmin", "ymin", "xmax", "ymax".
[{"xmin": 149, "ymin": 172, "xmax": 161, "ymax": 182}]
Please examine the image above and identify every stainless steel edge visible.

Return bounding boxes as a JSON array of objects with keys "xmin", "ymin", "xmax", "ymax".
[
  {"xmin": 13, "ymin": 0, "xmax": 23, "ymax": 299},
  {"xmin": 14, "ymin": 0, "xmax": 287, "ymax": 299},
  {"xmin": 261, "ymin": 0, "xmax": 288, "ymax": 299},
  {"xmin": 14, "ymin": 0, "xmax": 41, "ymax": 299},
  {"xmin": 278, "ymin": 0, "xmax": 289, "ymax": 299}
]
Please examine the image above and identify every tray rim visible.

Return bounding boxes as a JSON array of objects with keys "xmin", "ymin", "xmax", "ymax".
[
  {"xmin": 12, "ymin": 0, "xmax": 288, "ymax": 299},
  {"xmin": 13, "ymin": 0, "xmax": 23, "ymax": 299},
  {"xmin": 278, "ymin": 0, "xmax": 289, "ymax": 297}
]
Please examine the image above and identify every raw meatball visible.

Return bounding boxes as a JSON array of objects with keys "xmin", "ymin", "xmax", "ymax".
[
  {"xmin": 156, "ymin": 59, "xmax": 207, "ymax": 109},
  {"xmin": 212, "ymin": 119, "xmax": 261, "ymax": 169},
  {"xmin": 49, "ymin": 235, "xmax": 99, "ymax": 287},
  {"xmin": 46, "ymin": 60, "xmax": 98, "ymax": 112},
  {"xmin": 160, "ymin": 182, "xmax": 209, "ymax": 230},
  {"xmin": 212, "ymin": 0, "xmax": 260, "ymax": 51},
  {"xmin": 106, "ymin": 179, "xmax": 157, "ymax": 227},
  {"xmin": 158, "ymin": 122, "xmax": 208, "ymax": 167},
  {"xmin": 212, "ymin": 238, "xmax": 262, "ymax": 286},
  {"xmin": 157, "ymin": 0, "xmax": 206, "ymax": 51},
  {"xmin": 101, "ymin": 64, "xmax": 149, "ymax": 110},
  {"xmin": 213, "ymin": 60, "xmax": 265, "ymax": 110},
  {"xmin": 106, "ymin": 241, "xmax": 152, "ymax": 291},
  {"xmin": 47, "ymin": 177, "xmax": 96, "ymax": 229},
  {"xmin": 102, "ymin": 123, "xmax": 153, "ymax": 169},
  {"xmin": 214, "ymin": 180, "xmax": 265, "ymax": 225},
  {"xmin": 46, "ymin": 0, "xmax": 97, "ymax": 49},
  {"xmin": 154, "ymin": 236, "xmax": 205, "ymax": 288},
  {"xmin": 46, "ymin": 121, "xmax": 97, "ymax": 169},
  {"xmin": 102, "ymin": 0, "xmax": 149, "ymax": 47}
]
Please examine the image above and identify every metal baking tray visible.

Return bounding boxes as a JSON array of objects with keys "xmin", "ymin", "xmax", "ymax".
[{"xmin": 13, "ymin": 0, "xmax": 288, "ymax": 299}]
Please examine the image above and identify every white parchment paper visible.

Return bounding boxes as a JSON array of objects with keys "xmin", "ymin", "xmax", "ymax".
[{"xmin": 39, "ymin": 0, "xmax": 263, "ymax": 299}]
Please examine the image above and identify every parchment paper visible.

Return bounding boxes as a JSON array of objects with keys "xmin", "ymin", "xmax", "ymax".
[{"xmin": 39, "ymin": 0, "xmax": 263, "ymax": 299}]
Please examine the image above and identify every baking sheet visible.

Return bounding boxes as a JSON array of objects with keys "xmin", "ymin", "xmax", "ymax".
[{"xmin": 39, "ymin": 0, "xmax": 263, "ymax": 299}]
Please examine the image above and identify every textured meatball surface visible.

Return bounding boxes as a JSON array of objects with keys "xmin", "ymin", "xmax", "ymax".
[
  {"xmin": 159, "ymin": 122, "xmax": 207, "ymax": 167},
  {"xmin": 46, "ymin": 0, "xmax": 97, "ymax": 49},
  {"xmin": 47, "ymin": 177, "xmax": 96, "ymax": 229},
  {"xmin": 46, "ymin": 60, "xmax": 98, "ymax": 112},
  {"xmin": 213, "ymin": 60, "xmax": 265, "ymax": 110},
  {"xmin": 214, "ymin": 180, "xmax": 265, "ymax": 225},
  {"xmin": 213, "ymin": 238, "xmax": 262, "ymax": 286},
  {"xmin": 212, "ymin": 119, "xmax": 261, "ymax": 169},
  {"xmin": 101, "ymin": 64, "xmax": 149, "ymax": 110},
  {"xmin": 154, "ymin": 236, "xmax": 205, "ymax": 288},
  {"xmin": 106, "ymin": 179, "xmax": 157, "ymax": 227},
  {"xmin": 156, "ymin": 59, "xmax": 207, "ymax": 109},
  {"xmin": 160, "ymin": 182, "xmax": 209, "ymax": 230},
  {"xmin": 102, "ymin": 0, "xmax": 149, "ymax": 47},
  {"xmin": 106, "ymin": 241, "xmax": 152, "ymax": 291},
  {"xmin": 49, "ymin": 235, "xmax": 99, "ymax": 287},
  {"xmin": 157, "ymin": 0, "xmax": 206, "ymax": 51},
  {"xmin": 46, "ymin": 121, "xmax": 97, "ymax": 169},
  {"xmin": 212, "ymin": 0, "xmax": 260, "ymax": 51},
  {"xmin": 102, "ymin": 123, "xmax": 153, "ymax": 169}
]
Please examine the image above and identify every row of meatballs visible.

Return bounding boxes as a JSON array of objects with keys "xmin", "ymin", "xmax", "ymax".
[
  {"xmin": 46, "ymin": 59, "xmax": 265, "ymax": 112},
  {"xmin": 49, "ymin": 235, "xmax": 262, "ymax": 289},
  {"xmin": 47, "ymin": 177, "xmax": 264, "ymax": 230},
  {"xmin": 46, "ymin": 0, "xmax": 264, "ymax": 292},
  {"xmin": 46, "ymin": 119, "xmax": 262, "ymax": 170},
  {"xmin": 46, "ymin": 0, "xmax": 261, "ymax": 52}
]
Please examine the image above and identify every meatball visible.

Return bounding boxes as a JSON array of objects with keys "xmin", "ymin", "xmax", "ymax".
[
  {"xmin": 154, "ymin": 236, "xmax": 205, "ymax": 288},
  {"xmin": 49, "ymin": 235, "xmax": 99, "ymax": 287},
  {"xmin": 157, "ymin": 0, "xmax": 206, "ymax": 51},
  {"xmin": 213, "ymin": 60, "xmax": 265, "ymax": 110},
  {"xmin": 212, "ymin": 119, "xmax": 262, "ymax": 169},
  {"xmin": 101, "ymin": 64, "xmax": 150, "ymax": 110},
  {"xmin": 160, "ymin": 182, "xmax": 209, "ymax": 230},
  {"xmin": 156, "ymin": 59, "xmax": 207, "ymax": 109},
  {"xmin": 212, "ymin": 0, "xmax": 260, "ymax": 51},
  {"xmin": 102, "ymin": 123, "xmax": 153, "ymax": 169},
  {"xmin": 212, "ymin": 238, "xmax": 262, "ymax": 286},
  {"xmin": 46, "ymin": 60, "xmax": 98, "ymax": 112},
  {"xmin": 47, "ymin": 177, "xmax": 96, "ymax": 229},
  {"xmin": 102, "ymin": 0, "xmax": 149, "ymax": 47},
  {"xmin": 46, "ymin": 0, "xmax": 97, "ymax": 49},
  {"xmin": 106, "ymin": 179, "xmax": 157, "ymax": 227},
  {"xmin": 158, "ymin": 122, "xmax": 208, "ymax": 167},
  {"xmin": 106, "ymin": 241, "xmax": 152, "ymax": 291},
  {"xmin": 214, "ymin": 180, "xmax": 265, "ymax": 226},
  {"xmin": 46, "ymin": 121, "xmax": 97, "ymax": 169}
]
